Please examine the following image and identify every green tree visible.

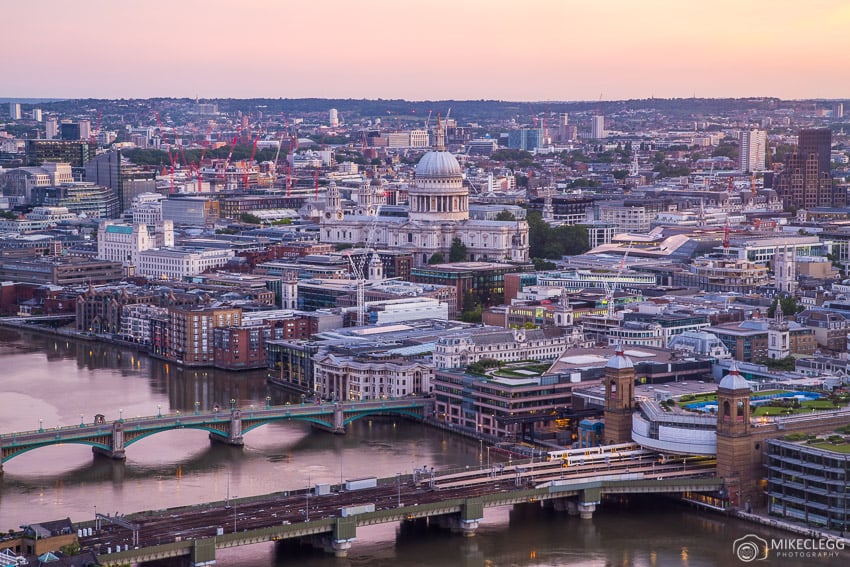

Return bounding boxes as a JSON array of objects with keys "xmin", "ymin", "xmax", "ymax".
[
  {"xmin": 449, "ymin": 238, "xmax": 468, "ymax": 262},
  {"xmin": 768, "ymin": 296, "xmax": 804, "ymax": 317},
  {"xmin": 712, "ymin": 143, "xmax": 739, "ymax": 160},
  {"xmin": 532, "ymin": 258, "xmax": 556, "ymax": 270},
  {"xmin": 428, "ymin": 252, "xmax": 445, "ymax": 264},
  {"xmin": 495, "ymin": 209, "xmax": 516, "ymax": 221},
  {"xmin": 240, "ymin": 213, "xmax": 262, "ymax": 224}
]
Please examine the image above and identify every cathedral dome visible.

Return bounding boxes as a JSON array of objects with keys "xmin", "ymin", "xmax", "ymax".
[{"xmin": 415, "ymin": 150, "xmax": 462, "ymax": 178}]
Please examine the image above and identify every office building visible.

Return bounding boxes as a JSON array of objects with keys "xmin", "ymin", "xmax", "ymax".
[
  {"xmin": 31, "ymin": 109, "xmax": 42, "ymax": 122},
  {"xmin": 329, "ymin": 108, "xmax": 339, "ymax": 127},
  {"xmin": 60, "ymin": 122, "xmax": 82, "ymax": 141},
  {"xmin": 833, "ymin": 102, "xmax": 844, "ymax": 119},
  {"xmin": 9, "ymin": 103, "xmax": 21, "ymax": 120},
  {"xmin": 32, "ymin": 182, "xmax": 120, "ymax": 219},
  {"xmin": 767, "ymin": 437, "xmax": 850, "ymax": 531},
  {"xmin": 507, "ymin": 128, "xmax": 544, "ymax": 151},
  {"xmin": 739, "ymin": 129, "xmax": 766, "ymax": 172},
  {"xmin": 85, "ymin": 150, "xmax": 157, "ymax": 212},
  {"xmin": 26, "ymin": 140, "xmax": 96, "ymax": 168},
  {"xmin": 774, "ymin": 128, "xmax": 837, "ymax": 209}
]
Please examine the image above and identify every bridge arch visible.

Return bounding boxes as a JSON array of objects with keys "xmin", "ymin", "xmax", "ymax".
[
  {"xmin": 342, "ymin": 409, "xmax": 424, "ymax": 426},
  {"xmin": 2, "ymin": 439, "xmax": 112, "ymax": 464},
  {"xmin": 241, "ymin": 416, "xmax": 335, "ymax": 434},
  {"xmin": 122, "ymin": 425, "xmax": 231, "ymax": 447}
]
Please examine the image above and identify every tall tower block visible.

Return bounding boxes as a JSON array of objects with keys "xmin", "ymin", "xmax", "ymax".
[{"xmin": 603, "ymin": 345, "xmax": 635, "ymax": 444}]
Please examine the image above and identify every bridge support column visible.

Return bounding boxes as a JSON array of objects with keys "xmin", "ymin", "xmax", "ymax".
[
  {"xmin": 210, "ymin": 410, "xmax": 243, "ymax": 447},
  {"xmin": 92, "ymin": 420, "xmax": 126, "ymax": 460},
  {"xmin": 191, "ymin": 538, "xmax": 216, "ymax": 566},
  {"xmin": 577, "ymin": 502, "xmax": 596, "ymax": 520},
  {"xmin": 332, "ymin": 405, "xmax": 345, "ymax": 434},
  {"xmin": 579, "ymin": 487, "xmax": 601, "ymax": 520},
  {"xmin": 329, "ymin": 517, "xmax": 356, "ymax": 557},
  {"xmin": 551, "ymin": 498, "xmax": 576, "ymax": 514},
  {"xmin": 457, "ymin": 498, "xmax": 483, "ymax": 537}
]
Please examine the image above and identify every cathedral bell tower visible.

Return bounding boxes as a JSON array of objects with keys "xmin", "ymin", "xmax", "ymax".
[{"xmin": 603, "ymin": 343, "xmax": 635, "ymax": 445}]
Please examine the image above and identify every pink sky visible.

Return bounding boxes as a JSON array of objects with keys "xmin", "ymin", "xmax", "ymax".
[{"xmin": 4, "ymin": 0, "xmax": 849, "ymax": 100}]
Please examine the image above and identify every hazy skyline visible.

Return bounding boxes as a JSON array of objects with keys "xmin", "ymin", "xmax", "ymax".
[{"xmin": 4, "ymin": 0, "xmax": 849, "ymax": 101}]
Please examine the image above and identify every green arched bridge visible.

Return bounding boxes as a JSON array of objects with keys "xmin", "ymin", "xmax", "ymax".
[{"xmin": 0, "ymin": 399, "xmax": 432, "ymax": 472}]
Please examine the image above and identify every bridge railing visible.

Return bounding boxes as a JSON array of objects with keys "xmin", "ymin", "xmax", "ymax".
[{"xmin": 1, "ymin": 399, "xmax": 430, "ymax": 441}]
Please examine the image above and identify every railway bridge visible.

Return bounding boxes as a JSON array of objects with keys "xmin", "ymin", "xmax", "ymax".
[{"xmin": 72, "ymin": 445, "xmax": 722, "ymax": 565}]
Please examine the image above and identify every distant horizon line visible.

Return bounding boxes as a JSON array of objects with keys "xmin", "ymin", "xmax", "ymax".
[{"xmin": 1, "ymin": 95, "xmax": 848, "ymax": 104}]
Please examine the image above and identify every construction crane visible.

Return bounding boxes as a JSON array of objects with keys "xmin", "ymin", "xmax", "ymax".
[
  {"xmin": 89, "ymin": 110, "xmax": 102, "ymax": 144},
  {"xmin": 346, "ymin": 204, "xmax": 383, "ymax": 326},
  {"xmin": 219, "ymin": 130, "xmax": 241, "ymax": 189},
  {"xmin": 601, "ymin": 244, "xmax": 631, "ymax": 318},
  {"xmin": 243, "ymin": 125, "xmax": 261, "ymax": 188},
  {"xmin": 155, "ymin": 112, "xmax": 176, "ymax": 194}
]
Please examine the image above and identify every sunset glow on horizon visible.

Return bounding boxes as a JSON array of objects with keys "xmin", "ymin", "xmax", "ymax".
[{"xmin": 4, "ymin": 0, "xmax": 849, "ymax": 100}]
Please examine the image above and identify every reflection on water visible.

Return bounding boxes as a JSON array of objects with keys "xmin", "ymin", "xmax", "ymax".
[{"xmin": 1, "ymin": 329, "xmax": 847, "ymax": 566}]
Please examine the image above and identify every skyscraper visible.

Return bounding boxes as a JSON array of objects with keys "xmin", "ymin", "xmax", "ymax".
[
  {"xmin": 9, "ymin": 103, "xmax": 21, "ymax": 120},
  {"xmin": 798, "ymin": 128, "xmax": 832, "ymax": 175},
  {"xmin": 833, "ymin": 103, "xmax": 844, "ymax": 119},
  {"xmin": 329, "ymin": 108, "xmax": 339, "ymax": 127},
  {"xmin": 774, "ymin": 128, "xmax": 839, "ymax": 209},
  {"xmin": 591, "ymin": 115, "xmax": 606, "ymax": 139},
  {"xmin": 738, "ymin": 129, "xmax": 766, "ymax": 172}
]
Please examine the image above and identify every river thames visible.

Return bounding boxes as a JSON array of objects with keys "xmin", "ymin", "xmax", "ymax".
[{"xmin": 0, "ymin": 329, "xmax": 845, "ymax": 566}]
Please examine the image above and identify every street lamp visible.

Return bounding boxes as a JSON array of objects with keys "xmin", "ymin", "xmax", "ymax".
[
  {"xmin": 397, "ymin": 472, "xmax": 402, "ymax": 508},
  {"xmin": 157, "ymin": 404, "xmax": 162, "ymax": 418},
  {"xmin": 119, "ymin": 409, "xmax": 123, "ymax": 422},
  {"xmin": 80, "ymin": 414, "xmax": 84, "ymax": 427},
  {"xmin": 194, "ymin": 401, "xmax": 200, "ymax": 415},
  {"xmin": 230, "ymin": 398, "xmax": 236, "ymax": 411},
  {"xmin": 266, "ymin": 396, "xmax": 271, "ymax": 409},
  {"xmin": 38, "ymin": 418, "xmax": 43, "ymax": 432}
]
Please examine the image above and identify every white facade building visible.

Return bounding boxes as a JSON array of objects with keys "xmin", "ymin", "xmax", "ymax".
[
  {"xmin": 433, "ymin": 327, "xmax": 587, "ymax": 369},
  {"xmin": 135, "ymin": 247, "xmax": 234, "ymax": 280},
  {"xmin": 329, "ymin": 108, "xmax": 339, "ymax": 127},
  {"xmin": 313, "ymin": 354, "xmax": 432, "ymax": 401},
  {"xmin": 97, "ymin": 220, "xmax": 174, "ymax": 266},
  {"xmin": 739, "ymin": 129, "xmax": 766, "ymax": 172}
]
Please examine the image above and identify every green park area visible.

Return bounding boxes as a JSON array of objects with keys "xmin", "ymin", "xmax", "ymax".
[
  {"xmin": 783, "ymin": 427, "xmax": 850, "ymax": 453},
  {"xmin": 676, "ymin": 389, "xmax": 850, "ymax": 417}
]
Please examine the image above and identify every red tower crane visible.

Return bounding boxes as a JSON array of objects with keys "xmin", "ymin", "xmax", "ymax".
[{"xmin": 155, "ymin": 112, "xmax": 176, "ymax": 194}]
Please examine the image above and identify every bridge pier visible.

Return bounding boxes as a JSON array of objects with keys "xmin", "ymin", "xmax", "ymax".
[
  {"xmin": 578, "ymin": 487, "xmax": 601, "ymax": 520},
  {"xmin": 332, "ymin": 404, "xmax": 345, "ymax": 434},
  {"xmin": 208, "ymin": 410, "xmax": 243, "ymax": 447},
  {"xmin": 577, "ymin": 502, "xmax": 596, "ymax": 520},
  {"xmin": 306, "ymin": 517, "xmax": 356, "ymax": 557},
  {"xmin": 430, "ymin": 498, "xmax": 483, "ymax": 538},
  {"xmin": 92, "ymin": 420, "xmax": 126, "ymax": 460}
]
